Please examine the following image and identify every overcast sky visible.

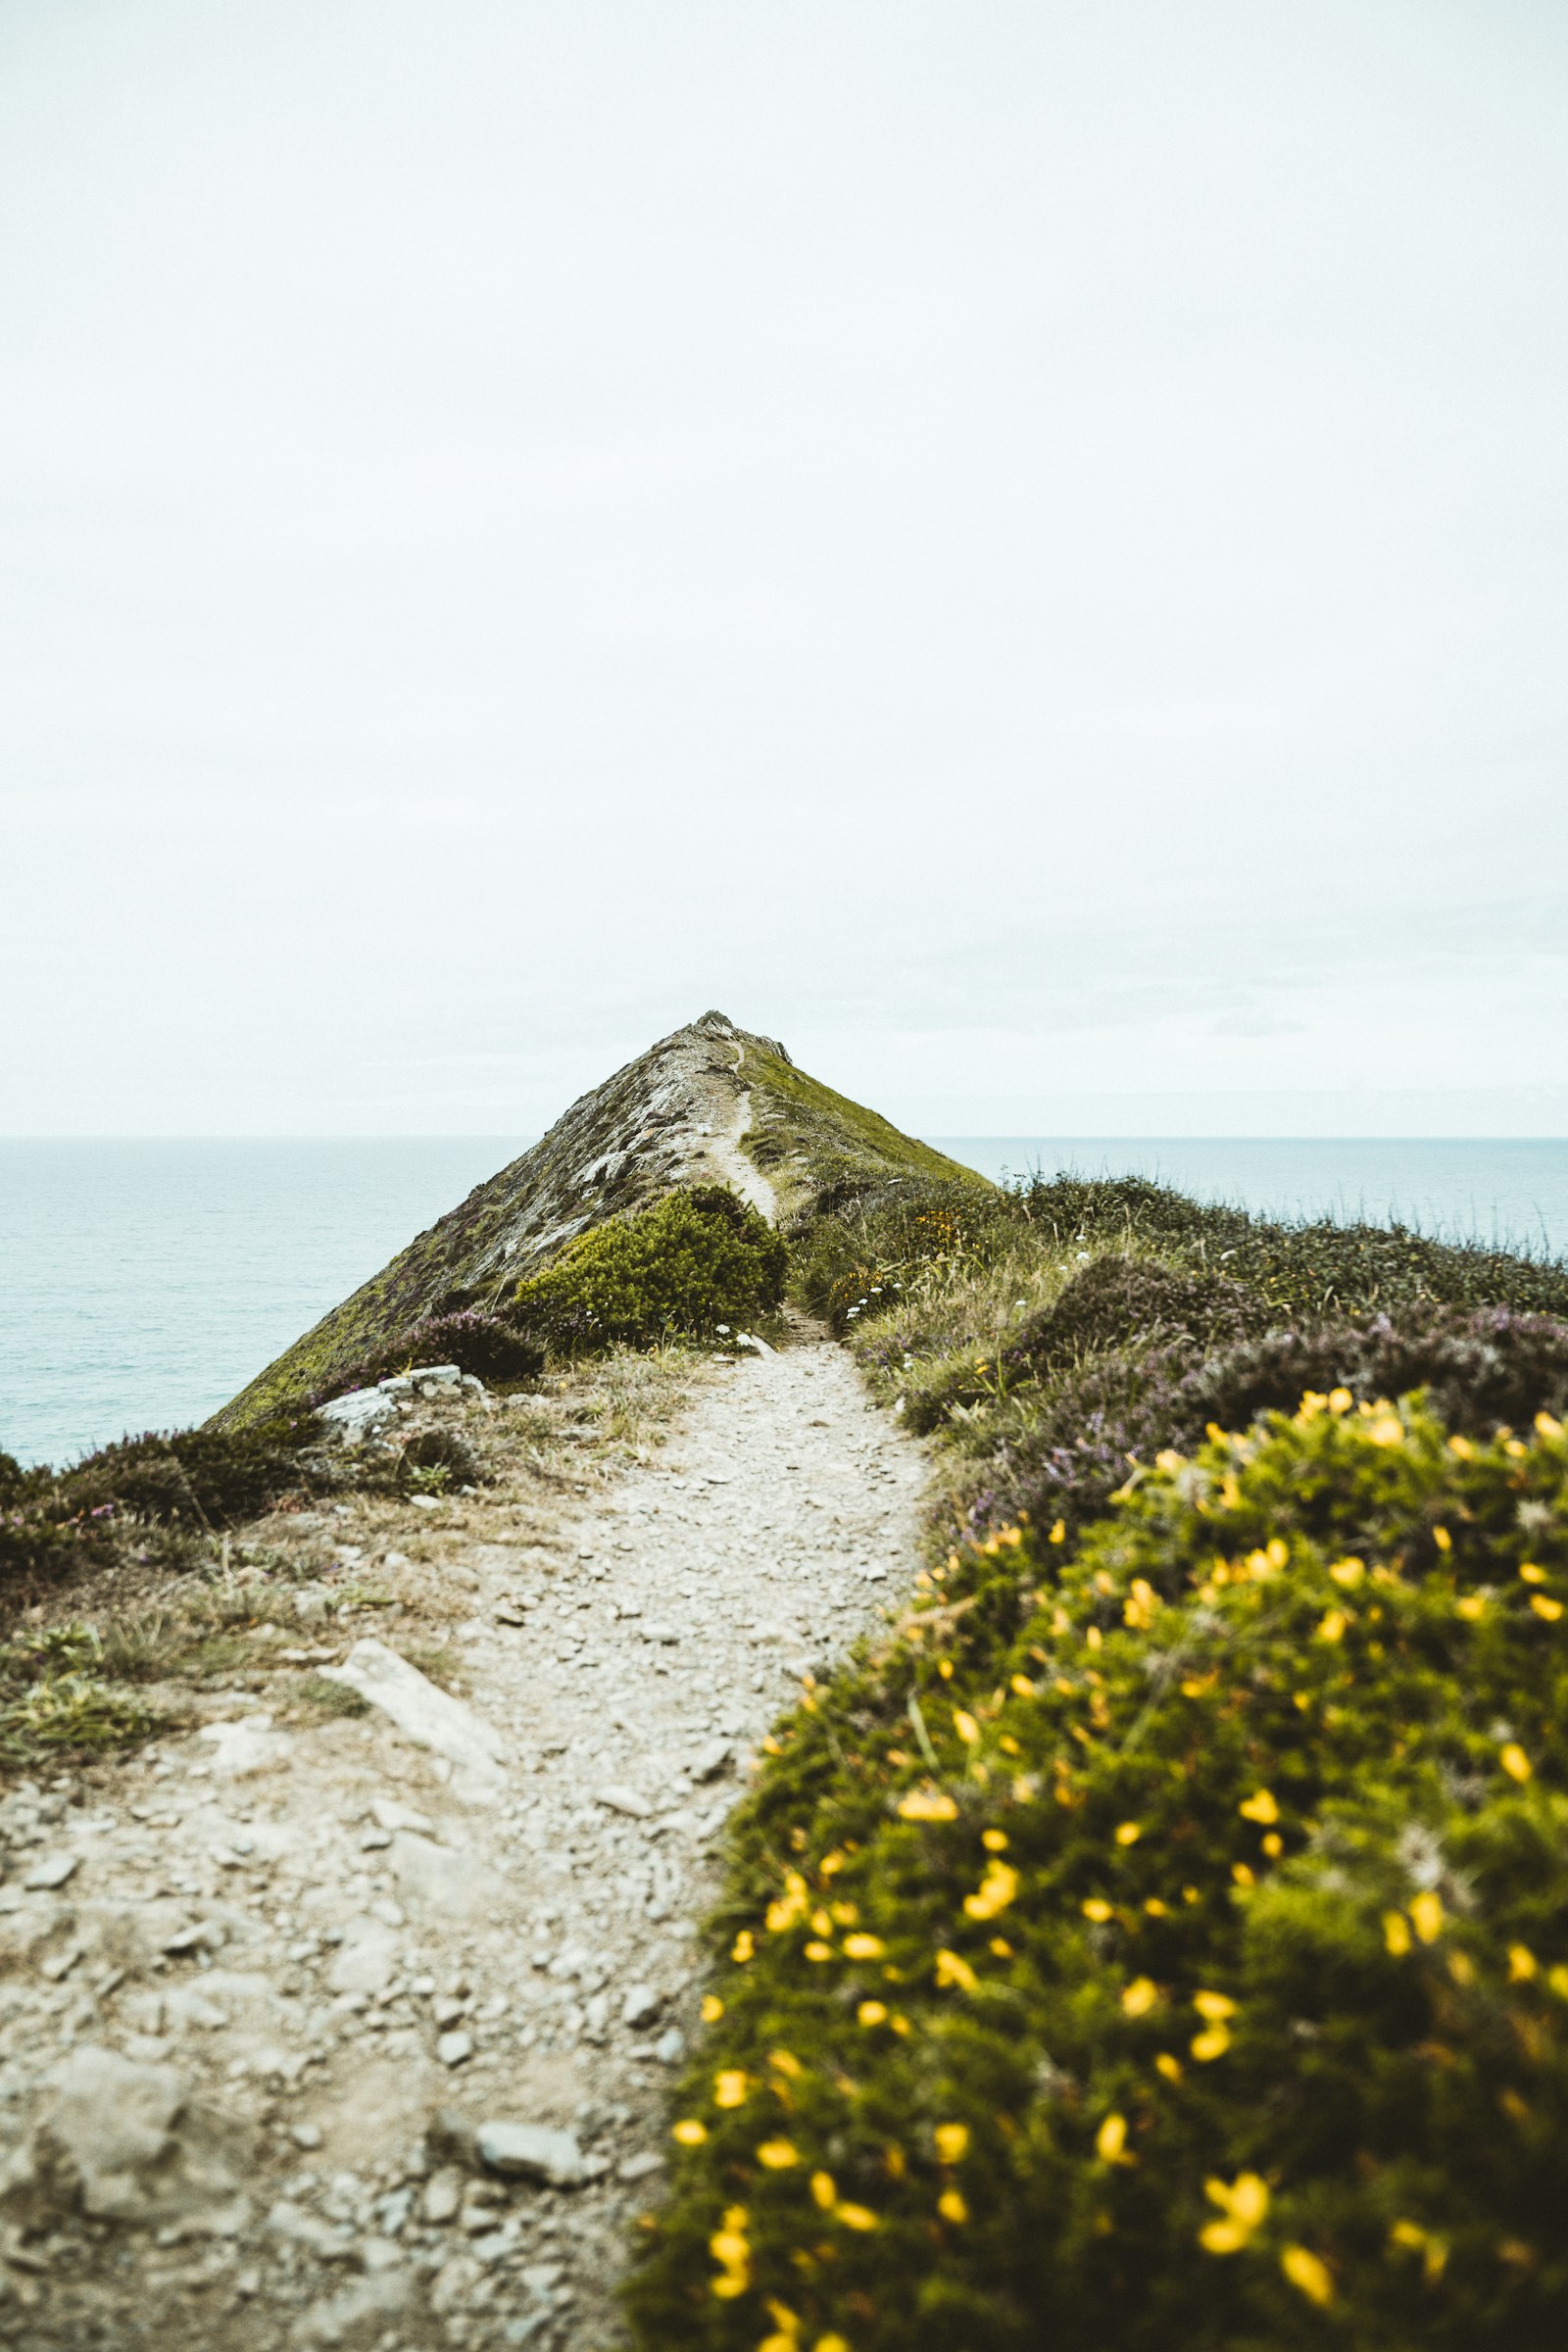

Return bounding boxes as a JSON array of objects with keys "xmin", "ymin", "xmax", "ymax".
[{"xmin": 3, "ymin": 1, "xmax": 1565, "ymax": 1137}]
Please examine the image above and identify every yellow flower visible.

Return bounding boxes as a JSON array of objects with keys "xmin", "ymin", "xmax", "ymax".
[
  {"xmin": 1121, "ymin": 1976, "xmax": 1158, "ymax": 2017},
  {"xmin": 766, "ymin": 1874, "xmax": 810, "ymax": 1932},
  {"xmin": 1536, "ymin": 1411, "xmax": 1564, "ymax": 1439},
  {"xmin": 1455, "ymin": 1592, "xmax": 1487, "ymax": 1621},
  {"xmin": 1508, "ymin": 1943, "xmax": 1538, "ymax": 1982},
  {"xmin": 1500, "ymin": 1741, "xmax": 1533, "ymax": 1784},
  {"xmin": 858, "ymin": 2000, "xmax": 889, "ymax": 2027},
  {"xmin": 1010, "ymin": 1674, "xmax": 1036, "ymax": 1696},
  {"xmin": 843, "ymin": 1934, "xmax": 886, "ymax": 1960},
  {"xmin": 814, "ymin": 2338, "xmax": 851, "ymax": 2352},
  {"xmin": 809, "ymin": 2171, "xmax": 837, "ymax": 2209},
  {"xmin": 1154, "ymin": 2052, "xmax": 1183, "ymax": 2082},
  {"xmin": 1328, "ymin": 1557, "xmax": 1365, "ymax": 1588},
  {"xmin": 1198, "ymin": 2171, "xmax": 1270, "ymax": 2255},
  {"xmin": 953, "ymin": 1709, "xmax": 980, "ymax": 1745},
  {"xmin": 1082, "ymin": 1898, "xmax": 1113, "ymax": 1923},
  {"xmin": 732, "ymin": 1931, "xmax": 756, "ymax": 1963},
  {"xmin": 1328, "ymin": 1388, "xmax": 1351, "ymax": 1413},
  {"xmin": 770, "ymin": 2050, "xmax": 803, "ymax": 2078},
  {"xmin": 1191, "ymin": 2026, "xmax": 1231, "ymax": 2062},
  {"xmin": 835, "ymin": 2202, "xmax": 878, "ymax": 2231},
  {"xmin": 1384, "ymin": 1911, "xmax": 1412, "ymax": 1956},
  {"xmin": 1280, "ymin": 2244, "xmax": 1335, "ymax": 2307},
  {"xmin": 938, "ymin": 2187, "xmax": 968, "ymax": 2223},
  {"xmin": 1050, "ymin": 1519, "xmax": 1066, "ymax": 1544},
  {"xmin": 1316, "ymin": 1609, "xmax": 1348, "ymax": 1643},
  {"xmin": 1095, "ymin": 2113, "xmax": 1128, "ymax": 2163},
  {"xmin": 1432, "ymin": 1526, "xmax": 1451, "ymax": 1552},
  {"xmin": 1366, "ymin": 1413, "xmax": 1404, "ymax": 1446},
  {"xmin": 1547, "ymin": 1965, "xmax": 1568, "ymax": 2000},
  {"xmin": 1409, "ymin": 1891, "xmax": 1444, "ymax": 1943},
  {"xmin": 1193, "ymin": 1989, "xmax": 1237, "ymax": 2021},
  {"xmin": 757, "ymin": 2139, "xmax": 799, "ymax": 2170},
  {"xmin": 1520, "ymin": 1561, "xmax": 1546, "ymax": 1584},
  {"xmin": 805, "ymin": 1941, "xmax": 835, "ymax": 1962},
  {"xmin": 714, "ymin": 2071, "xmax": 750, "ymax": 2109},
  {"xmin": 935, "ymin": 1948, "xmax": 977, "ymax": 1990},
  {"xmin": 898, "ymin": 1788, "xmax": 958, "ymax": 1823},
  {"xmin": 934, "ymin": 2122, "xmax": 970, "ymax": 2163},
  {"xmin": 963, "ymin": 1862, "xmax": 1019, "ymax": 1920},
  {"xmin": 1114, "ymin": 1822, "xmax": 1142, "ymax": 1846},
  {"xmin": 701, "ymin": 1994, "xmax": 724, "ymax": 2023},
  {"xmin": 1239, "ymin": 1789, "xmax": 1279, "ymax": 1825},
  {"xmin": 710, "ymin": 2210, "xmax": 751, "ymax": 2298},
  {"xmin": 1531, "ymin": 1595, "xmax": 1564, "ymax": 1621},
  {"xmin": 1123, "ymin": 1578, "xmax": 1160, "ymax": 1629},
  {"xmin": 672, "ymin": 2119, "xmax": 708, "ymax": 2145},
  {"xmin": 982, "ymin": 1829, "xmax": 1009, "ymax": 1851},
  {"xmin": 1216, "ymin": 2173, "xmax": 1269, "ymax": 2226}
]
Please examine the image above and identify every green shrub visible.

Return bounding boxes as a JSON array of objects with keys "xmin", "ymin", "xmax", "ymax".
[
  {"xmin": 986, "ymin": 1303, "xmax": 1568, "ymax": 1552},
  {"xmin": 306, "ymin": 1310, "xmax": 545, "ymax": 1406},
  {"xmin": 0, "ymin": 1416, "xmax": 328, "ymax": 1595},
  {"xmin": 791, "ymin": 1180, "xmax": 1029, "ymax": 1336},
  {"xmin": 397, "ymin": 1426, "xmax": 482, "ymax": 1493},
  {"xmin": 1015, "ymin": 1176, "xmax": 1568, "ymax": 1325},
  {"xmin": 514, "ymin": 1186, "xmax": 789, "ymax": 1351},
  {"xmin": 60, "ymin": 1419, "xmax": 322, "ymax": 1528},
  {"xmin": 627, "ymin": 1400, "xmax": 1568, "ymax": 2352},
  {"xmin": 901, "ymin": 1255, "xmax": 1267, "ymax": 1436}
]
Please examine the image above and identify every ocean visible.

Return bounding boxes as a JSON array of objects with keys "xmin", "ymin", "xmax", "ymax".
[{"xmin": 2, "ymin": 1137, "xmax": 1565, "ymax": 1471}]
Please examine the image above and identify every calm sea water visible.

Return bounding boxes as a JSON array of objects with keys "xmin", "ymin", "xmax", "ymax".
[
  {"xmin": 0, "ymin": 1141, "xmax": 529, "ymax": 1470},
  {"xmin": 2, "ymin": 1137, "xmax": 1564, "ymax": 1471}
]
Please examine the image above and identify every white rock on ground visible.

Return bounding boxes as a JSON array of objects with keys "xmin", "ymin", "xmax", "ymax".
[{"xmin": 0, "ymin": 1326, "xmax": 925, "ymax": 2349}]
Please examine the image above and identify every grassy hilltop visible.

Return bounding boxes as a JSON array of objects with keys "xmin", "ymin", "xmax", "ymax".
[{"xmin": 214, "ymin": 1013, "xmax": 982, "ymax": 1430}]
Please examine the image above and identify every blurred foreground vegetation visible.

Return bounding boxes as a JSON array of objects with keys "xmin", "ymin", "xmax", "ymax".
[{"xmin": 629, "ymin": 1173, "xmax": 1568, "ymax": 2351}]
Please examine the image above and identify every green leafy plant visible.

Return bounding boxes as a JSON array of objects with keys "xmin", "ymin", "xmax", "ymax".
[
  {"xmin": 628, "ymin": 1399, "xmax": 1568, "ymax": 2351},
  {"xmin": 514, "ymin": 1186, "xmax": 789, "ymax": 1352}
]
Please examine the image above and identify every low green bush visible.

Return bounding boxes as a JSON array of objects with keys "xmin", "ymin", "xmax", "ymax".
[
  {"xmin": 0, "ymin": 1416, "xmax": 327, "ymax": 1595},
  {"xmin": 1016, "ymin": 1176, "xmax": 1568, "ymax": 1324},
  {"xmin": 791, "ymin": 1180, "xmax": 1030, "ymax": 1336},
  {"xmin": 397, "ymin": 1426, "xmax": 482, "ymax": 1494},
  {"xmin": 628, "ymin": 1399, "xmax": 1568, "ymax": 2352},
  {"xmin": 514, "ymin": 1186, "xmax": 789, "ymax": 1351},
  {"xmin": 306, "ymin": 1310, "xmax": 544, "ymax": 1406}
]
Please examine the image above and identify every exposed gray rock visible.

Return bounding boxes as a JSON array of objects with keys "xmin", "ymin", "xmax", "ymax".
[
  {"xmin": 475, "ymin": 2121, "xmax": 586, "ymax": 2188},
  {"xmin": 593, "ymin": 1786, "xmax": 651, "ymax": 1820},
  {"xmin": 319, "ymin": 1640, "xmax": 507, "ymax": 1786},
  {"xmin": 390, "ymin": 1830, "xmax": 504, "ymax": 1920},
  {"xmin": 32, "ymin": 2044, "xmax": 250, "ymax": 2231},
  {"xmin": 21, "ymin": 1851, "xmax": 79, "ymax": 1891},
  {"xmin": 619, "ymin": 1984, "xmax": 661, "ymax": 2030}
]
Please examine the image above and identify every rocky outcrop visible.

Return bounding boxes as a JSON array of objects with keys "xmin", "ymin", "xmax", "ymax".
[{"xmin": 217, "ymin": 1011, "xmax": 979, "ymax": 1428}]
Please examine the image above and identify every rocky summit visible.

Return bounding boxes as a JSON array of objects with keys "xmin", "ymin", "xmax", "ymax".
[{"xmin": 218, "ymin": 1011, "xmax": 971, "ymax": 1429}]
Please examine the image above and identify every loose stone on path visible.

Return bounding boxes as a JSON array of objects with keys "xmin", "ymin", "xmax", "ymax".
[{"xmin": 0, "ymin": 1326, "xmax": 924, "ymax": 2351}]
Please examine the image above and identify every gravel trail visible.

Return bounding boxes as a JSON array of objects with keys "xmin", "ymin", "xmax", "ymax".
[{"xmin": 0, "ymin": 1334, "xmax": 924, "ymax": 2350}]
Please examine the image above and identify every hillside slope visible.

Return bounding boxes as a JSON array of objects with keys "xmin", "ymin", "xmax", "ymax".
[{"xmin": 216, "ymin": 1012, "xmax": 984, "ymax": 1428}]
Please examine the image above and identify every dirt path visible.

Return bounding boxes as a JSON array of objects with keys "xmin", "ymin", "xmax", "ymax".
[
  {"xmin": 704, "ymin": 1041, "xmax": 774, "ymax": 1221},
  {"xmin": 0, "ymin": 1336, "xmax": 924, "ymax": 2351}
]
